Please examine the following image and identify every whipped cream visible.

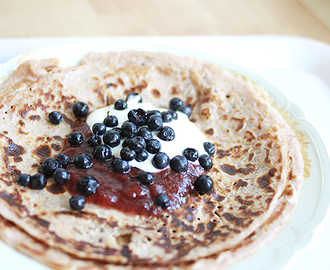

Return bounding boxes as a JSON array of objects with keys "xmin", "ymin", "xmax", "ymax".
[{"xmin": 87, "ymin": 98, "xmax": 207, "ymax": 172}]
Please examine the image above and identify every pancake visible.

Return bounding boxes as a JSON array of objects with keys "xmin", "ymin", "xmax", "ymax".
[{"xmin": 0, "ymin": 51, "xmax": 305, "ymax": 268}]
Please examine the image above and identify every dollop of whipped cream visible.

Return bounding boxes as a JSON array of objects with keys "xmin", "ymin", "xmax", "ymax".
[{"xmin": 87, "ymin": 97, "xmax": 207, "ymax": 172}]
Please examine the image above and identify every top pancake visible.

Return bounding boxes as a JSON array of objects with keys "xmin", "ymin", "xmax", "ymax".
[{"xmin": 0, "ymin": 51, "xmax": 304, "ymax": 266}]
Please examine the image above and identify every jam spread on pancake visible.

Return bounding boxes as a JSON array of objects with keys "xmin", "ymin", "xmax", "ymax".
[{"xmin": 18, "ymin": 94, "xmax": 214, "ymax": 216}]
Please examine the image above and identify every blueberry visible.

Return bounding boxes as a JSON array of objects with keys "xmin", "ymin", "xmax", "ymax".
[
  {"xmin": 29, "ymin": 174, "xmax": 47, "ymax": 190},
  {"xmin": 203, "ymin": 142, "xmax": 215, "ymax": 156},
  {"xmin": 111, "ymin": 158, "xmax": 130, "ymax": 174},
  {"xmin": 177, "ymin": 104, "xmax": 192, "ymax": 118},
  {"xmin": 111, "ymin": 127, "xmax": 124, "ymax": 138},
  {"xmin": 131, "ymin": 136, "xmax": 146, "ymax": 149},
  {"xmin": 42, "ymin": 158, "xmax": 60, "ymax": 176},
  {"xmin": 120, "ymin": 147, "xmax": 136, "ymax": 161},
  {"xmin": 121, "ymin": 121, "xmax": 137, "ymax": 138},
  {"xmin": 146, "ymin": 110, "xmax": 162, "ymax": 118},
  {"xmin": 77, "ymin": 175, "xmax": 99, "ymax": 196},
  {"xmin": 114, "ymin": 99, "xmax": 127, "ymax": 110},
  {"xmin": 156, "ymin": 194, "xmax": 171, "ymax": 209},
  {"xmin": 169, "ymin": 97, "xmax": 183, "ymax": 111},
  {"xmin": 73, "ymin": 102, "xmax": 89, "ymax": 117},
  {"xmin": 147, "ymin": 115, "xmax": 163, "ymax": 131},
  {"xmin": 199, "ymin": 154, "xmax": 213, "ymax": 171},
  {"xmin": 103, "ymin": 130, "xmax": 121, "ymax": 147},
  {"xmin": 87, "ymin": 135, "xmax": 102, "ymax": 147},
  {"xmin": 170, "ymin": 155, "xmax": 188, "ymax": 173},
  {"xmin": 103, "ymin": 115, "xmax": 118, "ymax": 127},
  {"xmin": 128, "ymin": 108, "xmax": 147, "ymax": 126},
  {"xmin": 137, "ymin": 127, "xmax": 153, "ymax": 141},
  {"xmin": 18, "ymin": 174, "xmax": 31, "ymax": 186},
  {"xmin": 56, "ymin": 153, "xmax": 71, "ymax": 168},
  {"xmin": 68, "ymin": 131, "xmax": 84, "ymax": 146},
  {"xmin": 93, "ymin": 145, "xmax": 112, "ymax": 160},
  {"xmin": 123, "ymin": 137, "xmax": 145, "ymax": 152},
  {"xmin": 146, "ymin": 139, "xmax": 161, "ymax": 154},
  {"xmin": 74, "ymin": 153, "xmax": 93, "ymax": 169},
  {"xmin": 48, "ymin": 111, "xmax": 63, "ymax": 125},
  {"xmin": 161, "ymin": 111, "xmax": 172, "ymax": 123},
  {"xmin": 152, "ymin": 152, "xmax": 170, "ymax": 169},
  {"xmin": 69, "ymin": 194, "xmax": 86, "ymax": 210},
  {"xmin": 92, "ymin": 122, "xmax": 107, "ymax": 136},
  {"xmin": 194, "ymin": 175, "xmax": 213, "ymax": 194},
  {"xmin": 135, "ymin": 150, "xmax": 148, "ymax": 162},
  {"xmin": 126, "ymin": 93, "xmax": 142, "ymax": 103},
  {"xmin": 138, "ymin": 172, "xmax": 154, "ymax": 186},
  {"xmin": 53, "ymin": 168, "xmax": 70, "ymax": 185},
  {"xmin": 168, "ymin": 109, "xmax": 178, "ymax": 120},
  {"xmin": 183, "ymin": 148, "xmax": 199, "ymax": 162},
  {"xmin": 157, "ymin": 126, "xmax": 175, "ymax": 141}
]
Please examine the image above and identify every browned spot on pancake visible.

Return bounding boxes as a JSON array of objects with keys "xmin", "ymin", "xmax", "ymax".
[
  {"xmin": 3, "ymin": 131, "xmax": 8, "ymax": 135},
  {"xmin": 130, "ymin": 80, "xmax": 148, "ymax": 93},
  {"xmin": 248, "ymin": 152, "xmax": 254, "ymax": 161},
  {"xmin": 32, "ymin": 216, "xmax": 50, "ymax": 229},
  {"xmin": 33, "ymin": 144, "xmax": 51, "ymax": 159},
  {"xmin": 152, "ymin": 89, "xmax": 161, "ymax": 98},
  {"xmin": 121, "ymin": 246, "xmax": 132, "ymax": 258},
  {"xmin": 234, "ymin": 179, "xmax": 248, "ymax": 188},
  {"xmin": 4, "ymin": 138, "xmax": 25, "ymax": 157},
  {"xmin": 36, "ymin": 137, "xmax": 45, "ymax": 142},
  {"xmin": 207, "ymin": 222, "xmax": 216, "ymax": 231},
  {"xmin": 245, "ymin": 131, "xmax": 256, "ymax": 142},
  {"xmin": 93, "ymin": 86, "xmax": 105, "ymax": 104},
  {"xmin": 196, "ymin": 223, "xmax": 205, "ymax": 233},
  {"xmin": 223, "ymin": 213, "xmax": 246, "ymax": 227},
  {"xmin": 214, "ymin": 194, "xmax": 225, "ymax": 202},
  {"xmin": 221, "ymin": 163, "xmax": 256, "ymax": 175},
  {"xmin": 14, "ymin": 156, "xmax": 22, "ymax": 162},
  {"xmin": 62, "ymin": 114, "xmax": 77, "ymax": 128},
  {"xmin": 117, "ymin": 78, "xmax": 125, "ymax": 86},
  {"xmin": 236, "ymin": 195, "xmax": 254, "ymax": 205},
  {"xmin": 171, "ymin": 86, "xmax": 180, "ymax": 95},
  {"xmin": 255, "ymin": 142, "xmax": 262, "ymax": 147},
  {"xmin": 51, "ymin": 143, "xmax": 61, "ymax": 151},
  {"xmin": 242, "ymin": 209, "xmax": 263, "ymax": 216},
  {"xmin": 257, "ymin": 167, "xmax": 277, "ymax": 189},
  {"xmin": 220, "ymin": 164, "xmax": 237, "ymax": 175},
  {"xmin": 231, "ymin": 117, "xmax": 246, "ymax": 132},
  {"xmin": 259, "ymin": 133, "xmax": 272, "ymax": 139},
  {"xmin": 19, "ymin": 99, "xmax": 49, "ymax": 118},
  {"xmin": 216, "ymin": 149, "xmax": 231, "ymax": 158},
  {"xmin": 106, "ymin": 83, "xmax": 118, "ymax": 88},
  {"xmin": 201, "ymin": 108, "xmax": 211, "ymax": 119},
  {"xmin": 239, "ymin": 163, "xmax": 256, "ymax": 174},
  {"xmin": 106, "ymin": 95, "xmax": 116, "ymax": 106},
  {"xmin": 54, "ymin": 135, "xmax": 63, "ymax": 141},
  {"xmin": 223, "ymin": 114, "xmax": 229, "ymax": 120},
  {"xmin": 283, "ymin": 184, "xmax": 294, "ymax": 196},
  {"xmin": 265, "ymin": 148, "xmax": 271, "ymax": 163},
  {"xmin": 19, "ymin": 120, "xmax": 25, "ymax": 126},
  {"xmin": 19, "ymin": 128, "xmax": 28, "ymax": 135},
  {"xmin": 205, "ymin": 128, "xmax": 214, "ymax": 136},
  {"xmin": 202, "ymin": 97, "xmax": 212, "ymax": 103},
  {"xmin": 29, "ymin": 115, "xmax": 41, "ymax": 121},
  {"xmin": 0, "ymin": 191, "xmax": 24, "ymax": 209},
  {"xmin": 46, "ymin": 183, "xmax": 66, "ymax": 194}
]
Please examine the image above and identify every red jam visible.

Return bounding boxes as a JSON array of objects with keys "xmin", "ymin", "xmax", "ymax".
[{"xmin": 61, "ymin": 122, "xmax": 205, "ymax": 216}]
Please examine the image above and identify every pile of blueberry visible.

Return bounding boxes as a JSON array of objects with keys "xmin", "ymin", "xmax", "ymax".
[{"xmin": 18, "ymin": 94, "xmax": 215, "ymax": 211}]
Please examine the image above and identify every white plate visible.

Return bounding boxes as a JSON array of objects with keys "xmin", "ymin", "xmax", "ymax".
[{"xmin": 0, "ymin": 37, "xmax": 329, "ymax": 270}]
